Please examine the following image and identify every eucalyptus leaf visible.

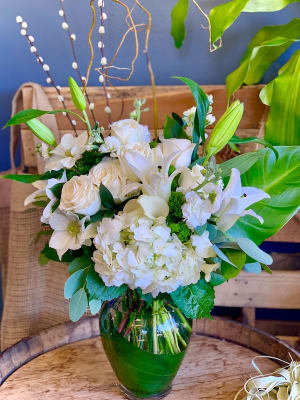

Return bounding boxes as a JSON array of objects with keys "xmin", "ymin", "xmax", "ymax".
[
  {"xmin": 214, "ymin": 245, "xmax": 237, "ymax": 267},
  {"xmin": 89, "ymin": 298, "xmax": 102, "ymax": 315},
  {"xmin": 68, "ymin": 255, "xmax": 91, "ymax": 275},
  {"xmin": 264, "ymin": 49, "xmax": 300, "ymax": 146},
  {"xmin": 228, "ymin": 147, "xmax": 300, "ymax": 244},
  {"xmin": 194, "ymin": 223, "xmax": 207, "ymax": 236},
  {"xmin": 219, "ymin": 149, "xmax": 267, "ymax": 178},
  {"xmin": 235, "ymin": 237, "xmax": 273, "ymax": 265},
  {"xmin": 69, "ymin": 288, "xmax": 88, "ymax": 322},
  {"xmin": 170, "ymin": 0, "xmax": 189, "ymax": 49},
  {"xmin": 64, "ymin": 269, "xmax": 88, "ymax": 299},
  {"xmin": 226, "ymin": 18, "xmax": 300, "ymax": 100},
  {"xmin": 26, "ymin": 119, "xmax": 56, "ymax": 146},
  {"xmin": 243, "ymin": 262, "xmax": 262, "ymax": 274},
  {"xmin": 163, "ymin": 115, "xmax": 188, "ymax": 139}
]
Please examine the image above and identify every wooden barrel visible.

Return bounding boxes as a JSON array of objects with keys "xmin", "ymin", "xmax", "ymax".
[{"xmin": 0, "ymin": 316, "xmax": 299, "ymax": 399}]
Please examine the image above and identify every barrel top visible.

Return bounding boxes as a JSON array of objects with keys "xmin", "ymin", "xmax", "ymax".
[{"xmin": 0, "ymin": 316, "xmax": 299, "ymax": 399}]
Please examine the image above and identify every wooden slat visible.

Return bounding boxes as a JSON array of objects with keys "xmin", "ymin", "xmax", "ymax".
[{"xmin": 215, "ymin": 271, "xmax": 300, "ymax": 309}]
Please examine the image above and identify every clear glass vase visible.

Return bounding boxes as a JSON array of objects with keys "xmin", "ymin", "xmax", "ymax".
[{"xmin": 99, "ymin": 292, "xmax": 193, "ymax": 399}]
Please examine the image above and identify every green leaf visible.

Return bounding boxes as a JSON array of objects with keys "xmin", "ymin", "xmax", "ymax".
[
  {"xmin": 100, "ymin": 183, "xmax": 115, "ymax": 211},
  {"xmin": 226, "ymin": 19, "xmax": 300, "ymax": 100},
  {"xmin": 221, "ymin": 249, "xmax": 247, "ymax": 280},
  {"xmin": 209, "ymin": 0, "xmax": 249, "ymax": 48},
  {"xmin": 172, "ymin": 112, "xmax": 184, "ymax": 127},
  {"xmin": 50, "ymin": 183, "xmax": 64, "ymax": 199},
  {"xmin": 262, "ymin": 264, "xmax": 272, "ymax": 274},
  {"xmin": 228, "ymin": 147, "xmax": 300, "ymax": 244},
  {"xmin": 170, "ymin": 0, "xmax": 189, "ymax": 49},
  {"xmin": 38, "ymin": 252, "xmax": 49, "ymax": 266},
  {"xmin": 171, "ymin": 278, "xmax": 215, "ymax": 319},
  {"xmin": 194, "ymin": 223, "xmax": 207, "ymax": 236},
  {"xmin": 69, "ymin": 288, "xmax": 88, "ymax": 322},
  {"xmin": 214, "ymin": 245, "xmax": 237, "ymax": 267},
  {"xmin": 89, "ymin": 210, "xmax": 114, "ymax": 224},
  {"xmin": 163, "ymin": 115, "xmax": 188, "ymax": 139},
  {"xmin": 235, "ymin": 237, "xmax": 273, "ymax": 265},
  {"xmin": 173, "ymin": 77, "xmax": 209, "ymax": 158},
  {"xmin": 26, "ymin": 119, "xmax": 56, "ymax": 146},
  {"xmin": 64, "ymin": 269, "xmax": 88, "ymax": 299},
  {"xmin": 219, "ymin": 150, "xmax": 267, "ymax": 178},
  {"xmin": 4, "ymin": 108, "xmax": 66, "ymax": 128},
  {"xmin": 264, "ymin": 49, "xmax": 300, "ymax": 146},
  {"xmin": 40, "ymin": 242, "xmax": 82, "ymax": 263},
  {"xmin": 209, "ymin": 272, "xmax": 226, "ymax": 286},
  {"xmin": 68, "ymin": 256, "xmax": 91, "ymax": 275},
  {"xmin": 68, "ymin": 76, "xmax": 86, "ymax": 111},
  {"xmin": 205, "ymin": 101, "xmax": 244, "ymax": 161},
  {"xmin": 243, "ymin": 0, "xmax": 300, "ymax": 12},
  {"xmin": 0, "ymin": 169, "xmax": 63, "ymax": 184},
  {"xmin": 89, "ymin": 298, "xmax": 102, "ymax": 315},
  {"xmin": 229, "ymin": 135, "xmax": 279, "ymax": 160},
  {"xmin": 243, "ymin": 262, "xmax": 262, "ymax": 274},
  {"xmin": 206, "ymin": 224, "xmax": 217, "ymax": 242},
  {"xmin": 86, "ymin": 268, "xmax": 127, "ymax": 301}
]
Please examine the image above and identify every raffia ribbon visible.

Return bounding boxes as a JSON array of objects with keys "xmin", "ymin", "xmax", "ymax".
[{"xmin": 235, "ymin": 356, "xmax": 300, "ymax": 400}]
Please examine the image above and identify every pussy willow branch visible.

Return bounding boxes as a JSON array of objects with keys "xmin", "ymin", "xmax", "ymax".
[
  {"xmin": 58, "ymin": 0, "xmax": 96, "ymax": 124},
  {"xmin": 192, "ymin": 0, "xmax": 222, "ymax": 52},
  {"xmin": 135, "ymin": 0, "xmax": 158, "ymax": 139},
  {"xmin": 86, "ymin": 0, "xmax": 96, "ymax": 93}
]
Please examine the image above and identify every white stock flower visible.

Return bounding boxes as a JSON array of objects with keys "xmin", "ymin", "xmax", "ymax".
[
  {"xmin": 160, "ymin": 139, "xmax": 195, "ymax": 169},
  {"xmin": 99, "ymin": 136, "xmax": 121, "ymax": 157},
  {"xmin": 49, "ymin": 211, "xmax": 91, "ymax": 259},
  {"xmin": 111, "ymin": 119, "xmax": 150, "ymax": 145},
  {"xmin": 206, "ymin": 114, "xmax": 216, "ymax": 126},
  {"xmin": 89, "ymin": 158, "xmax": 128, "ymax": 202},
  {"xmin": 60, "ymin": 175, "xmax": 101, "ymax": 216},
  {"xmin": 46, "ymin": 132, "xmax": 88, "ymax": 170},
  {"xmin": 191, "ymin": 231, "xmax": 216, "ymax": 258},
  {"xmin": 215, "ymin": 168, "xmax": 270, "ymax": 232},
  {"xmin": 179, "ymin": 164, "xmax": 206, "ymax": 192},
  {"xmin": 182, "ymin": 191, "xmax": 211, "ymax": 229}
]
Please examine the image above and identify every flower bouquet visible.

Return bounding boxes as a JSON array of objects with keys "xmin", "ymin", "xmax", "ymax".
[{"xmin": 3, "ymin": 4, "xmax": 300, "ymax": 400}]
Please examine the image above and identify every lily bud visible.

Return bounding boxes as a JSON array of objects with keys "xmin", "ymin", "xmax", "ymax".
[
  {"xmin": 68, "ymin": 76, "xmax": 86, "ymax": 112},
  {"xmin": 26, "ymin": 119, "xmax": 56, "ymax": 146},
  {"xmin": 205, "ymin": 100, "xmax": 244, "ymax": 161}
]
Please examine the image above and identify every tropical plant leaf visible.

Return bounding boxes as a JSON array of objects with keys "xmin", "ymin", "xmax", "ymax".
[
  {"xmin": 228, "ymin": 147, "xmax": 300, "ymax": 244},
  {"xmin": 264, "ymin": 49, "xmax": 300, "ymax": 146},
  {"xmin": 69, "ymin": 288, "xmax": 88, "ymax": 322},
  {"xmin": 226, "ymin": 19, "xmax": 300, "ymax": 100},
  {"xmin": 221, "ymin": 249, "xmax": 246, "ymax": 280},
  {"xmin": 219, "ymin": 150, "xmax": 267, "ymax": 178},
  {"xmin": 163, "ymin": 115, "xmax": 189, "ymax": 139},
  {"xmin": 171, "ymin": 278, "xmax": 215, "ymax": 319},
  {"xmin": 171, "ymin": 0, "xmax": 189, "ymax": 49},
  {"xmin": 229, "ymin": 135, "xmax": 279, "ymax": 159},
  {"xmin": 244, "ymin": 0, "xmax": 300, "ymax": 12}
]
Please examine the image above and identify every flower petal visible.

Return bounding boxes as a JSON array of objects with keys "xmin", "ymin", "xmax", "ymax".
[
  {"xmin": 137, "ymin": 195, "xmax": 169, "ymax": 219},
  {"xmin": 49, "ymin": 212, "xmax": 69, "ymax": 231}
]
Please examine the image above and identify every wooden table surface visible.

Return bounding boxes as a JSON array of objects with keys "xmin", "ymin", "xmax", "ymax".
[{"xmin": 1, "ymin": 317, "xmax": 299, "ymax": 400}]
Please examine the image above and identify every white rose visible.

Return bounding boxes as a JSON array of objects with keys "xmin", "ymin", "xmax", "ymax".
[
  {"xmin": 179, "ymin": 164, "xmax": 206, "ymax": 192},
  {"xmin": 111, "ymin": 119, "xmax": 150, "ymax": 145},
  {"xmin": 89, "ymin": 158, "xmax": 127, "ymax": 202},
  {"xmin": 160, "ymin": 138, "xmax": 195, "ymax": 169},
  {"xmin": 60, "ymin": 175, "xmax": 101, "ymax": 216}
]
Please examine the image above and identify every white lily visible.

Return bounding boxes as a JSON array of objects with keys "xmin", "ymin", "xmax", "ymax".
[
  {"xmin": 124, "ymin": 195, "xmax": 169, "ymax": 221},
  {"xmin": 24, "ymin": 180, "xmax": 48, "ymax": 207},
  {"xmin": 215, "ymin": 168, "xmax": 270, "ymax": 232}
]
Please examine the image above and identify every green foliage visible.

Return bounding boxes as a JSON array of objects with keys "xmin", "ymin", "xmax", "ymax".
[
  {"xmin": 220, "ymin": 249, "xmax": 246, "ymax": 280},
  {"xmin": 226, "ymin": 19, "xmax": 300, "ymax": 100},
  {"xmin": 168, "ymin": 191, "xmax": 185, "ymax": 219},
  {"xmin": 26, "ymin": 119, "xmax": 56, "ymax": 146},
  {"xmin": 243, "ymin": 262, "xmax": 262, "ymax": 274},
  {"xmin": 229, "ymin": 135, "xmax": 279, "ymax": 159},
  {"xmin": 64, "ymin": 268, "xmax": 88, "ymax": 299},
  {"xmin": 169, "ymin": 221, "xmax": 191, "ymax": 243},
  {"xmin": 263, "ymin": 50, "xmax": 300, "ymax": 146},
  {"xmin": 68, "ymin": 76, "xmax": 86, "ymax": 111},
  {"xmin": 235, "ymin": 237, "xmax": 273, "ymax": 264},
  {"xmin": 89, "ymin": 298, "xmax": 102, "ymax": 315},
  {"xmin": 100, "ymin": 183, "xmax": 116, "ymax": 211},
  {"xmin": 205, "ymin": 101, "xmax": 244, "ymax": 162},
  {"xmin": 163, "ymin": 115, "xmax": 188, "ymax": 139},
  {"xmin": 69, "ymin": 288, "xmax": 88, "ymax": 322},
  {"xmin": 89, "ymin": 209, "xmax": 114, "ymax": 224},
  {"xmin": 219, "ymin": 150, "xmax": 267, "ymax": 178},
  {"xmin": 0, "ymin": 169, "xmax": 64, "ymax": 184},
  {"xmin": 170, "ymin": 278, "xmax": 215, "ymax": 319},
  {"xmin": 73, "ymin": 151, "xmax": 106, "ymax": 175},
  {"xmin": 50, "ymin": 183, "xmax": 64, "ymax": 199},
  {"xmin": 68, "ymin": 255, "xmax": 91, "ymax": 275},
  {"xmin": 244, "ymin": 0, "xmax": 300, "ymax": 12},
  {"xmin": 194, "ymin": 223, "xmax": 207, "ymax": 237},
  {"xmin": 209, "ymin": 272, "xmax": 226, "ymax": 286},
  {"xmin": 171, "ymin": 0, "xmax": 189, "ymax": 48},
  {"xmin": 86, "ymin": 268, "xmax": 127, "ymax": 301},
  {"xmin": 228, "ymin": 147, "xmax": 300, "ymax": 244},
  {"xmin": 40, "ymin": 242, "xmax": 82, "ymax": 263}
]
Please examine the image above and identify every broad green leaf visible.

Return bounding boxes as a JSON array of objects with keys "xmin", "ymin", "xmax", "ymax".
[
  {"xmin": 50, "ymin": 183, "xmax": 64, "ymax": 199},
  {"xmin": 64, "ymin": 269, "xmax": 87, "ymax": 299},
  {"xmin": 221, "ymin": 249, "xmax": 246, "ymax": 280},
  {"xmin": 235, "ymin": 237, "xmax": 273, "ymax": 265},
  {"xmin": 163, "ymin": 115, "xmax": 188, "ymax": 139},
  {"xmin": 244, "ymin": 0, "xmax": 300, "ymax": 12},
  {"xmin": 229, "ymin": 135, "xmax": 279, "ymax": 159},
  {"xmin": 89, "ymin": 209, "xmax": 114, "ymax": 224},
  {"xmin": 264, "ymin": 50, "xmax": 300, "ymax": 146},
  {"xmin": 259, "ymin": 80, "xmax": 274, "ymax": 106},
  {"xmin": 89, "ymin": 298, "xmax": 102, "ymax": 315},
  {"xmin": 243, "ymin": 262, "xmax": 262, "ymax": 274},
  {"xmin": 171, "ymin": 0, "xmax": 189, "ymax": 49},
  {"xmin": 228, "ymin": 147, "xmax": 300, "ymax": 244},
  {"xmin": 69, "ymin": 288, "xmax": 88, "ymax": 322},
  {"xmin": 213, "ymin": 245, "xmax": 237, "ymax": 267},
  {"xmin": 209, "ymin": 272, "xmax": 226, "ymax": 286},
  {"xmin": 0, "ymin": 169, "xmax": 64, "ymax": 184},
  {"xmin": 68, "ymin": 76, "xmax": 86, "ymax": 111},
  {"xmin": 205, "ymin": 100, "xmax": 244, "ymax": 162},
  {"xmin": 174, "ymin": 77, "xmax": 209, "ymax": 158},
  {"xmin": 171, "ymin": 278, "xmax": 215, "ymax": 319},
  {"xmin": 100, "ymin": 183, "xmax": 115, "ymax": 211},
  {"xmin": 68, "ymin": 255, "xmax": 91, "ymax": 275},
  {"xmin": 209, "ymin": 0, "xmax": 249, "ymax": 48},
  {"xmin": 219, "ymin": 150, "xmax": 267, "ymax": 178},
  {"xmin": 86, "ymin": 268, "xmax": 127, "ymax": 301},
  {"xmin": 26, "ymin": 119, "xmax": 56, "ymax": 146},
  {"xmin": 226, "ymin": 19, "xmax": 300, "ymax": 100}
]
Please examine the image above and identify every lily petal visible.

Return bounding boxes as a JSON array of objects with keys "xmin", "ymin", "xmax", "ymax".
[{"xmin": 137, "ymin": 195, "xmax": 169, "ymax": 219}]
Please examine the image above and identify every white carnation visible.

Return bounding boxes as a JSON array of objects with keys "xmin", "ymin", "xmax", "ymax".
[
  {"xmin": 182, "ymin": 191, "xmax": 211, "ymax": 229},
  {"xmin": 111, "ymin": 119, "xmax": 150, "ymax": 145}
]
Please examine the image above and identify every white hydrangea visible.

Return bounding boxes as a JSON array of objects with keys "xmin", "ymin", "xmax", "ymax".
[{"xmin": 92, "ymin": 214, "xmax": 215, "ymax": 297}]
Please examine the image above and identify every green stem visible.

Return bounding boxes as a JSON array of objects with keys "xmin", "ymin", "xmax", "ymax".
[
  {"xmin": 82, "ymin": 109, "xmax": 92, "ymax": 134},
  {"xmin": 152, "ymin": 300, "xmax": 159, "ymax": 355},
  {"xmin": 168, "ymin": 304, "xmax": 192, "ymax": 334}
]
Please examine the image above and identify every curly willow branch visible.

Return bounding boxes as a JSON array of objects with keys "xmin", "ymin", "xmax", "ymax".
[
  {"xmin": 85, "ymin": 0, "xmax": 96, "ymax": 92},
  {"xmin": 135, "ymin": 0, "xmax": 158, "ymax": 139},
  {"xmin": 192, "ymin": 0, "xmax": 222, "ymax": 52}
]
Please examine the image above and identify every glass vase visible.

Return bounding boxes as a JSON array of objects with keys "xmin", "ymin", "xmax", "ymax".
[{"xmin": 99, "ymin": 293, "xmax": 193, "ymax": 399}]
